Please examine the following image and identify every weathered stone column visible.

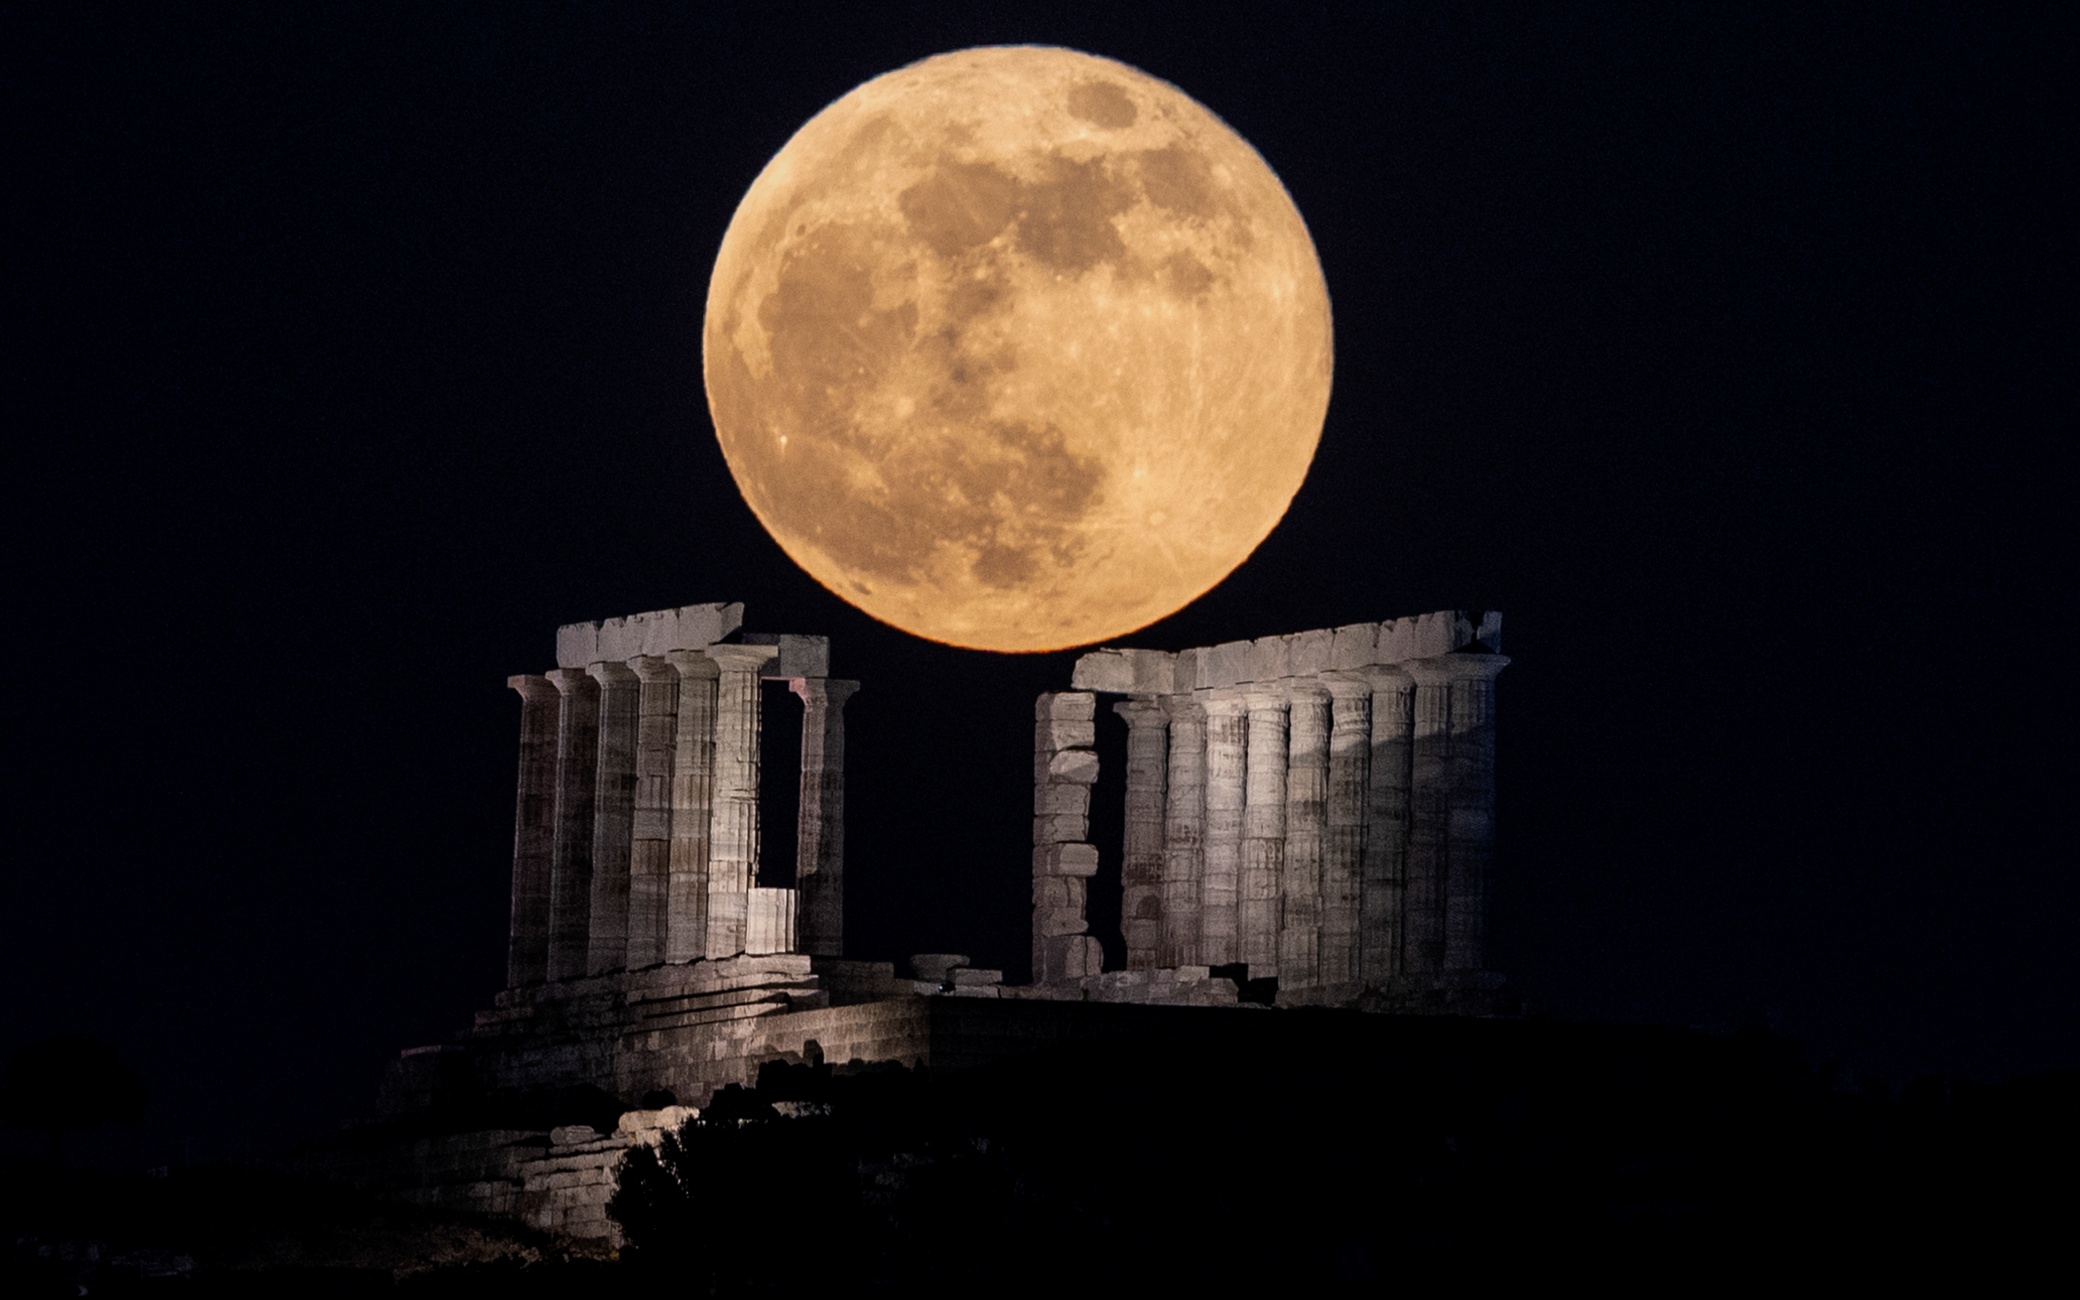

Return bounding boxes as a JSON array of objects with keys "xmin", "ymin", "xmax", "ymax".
[
  {"xmin": 663, "ymin": 651, "xmax": 717, "ymax": 963},
  {"xmin": 1198, "ymin": 689, "xmax": 1247, "ymax": 967},
  {"xmin": 544, "ymin": 668, "xmax": 600, "ymax": 983},
  {"xmin": 1033, "ymin": 692, "xmax": 1101, "ymax": 984},
  {"xmin": 1321, "ymin": 676, "xmax": 1372, "ymax": 989},
  {"xmin": 1114, "ymin": 697, "xmax": 1169, "ymax": 971},
  {"xmin": 584, "ymin": 661, "xmax": 640, "ymax": 975},
  {"xmin": 1278, "ymin": 681, "xmax": 1329, "ymax": 990},
  {"xmin": 1443, "ymin": 653, "xmax": 1510, "ymax": 972},
  {"xmin": 1359, "ymin": 669, "xmax": 1414, "ymax": 984},
  {"xmin": 791, "ymin": 677, "xmax": 860, "ymax": 959},
  {"xmin": 625, "ymin": 657, "xmax": 679, "ymax": 969},
  {"xmin": 704, "ymin": 644, "xmax": 779, "ymax": 960},
  {"xmin": 1159, "ymin": 694, "xmax": 1206, "ymax": 967},
  {"xmin": 1402, "ymin": 661, "xmax": 1453, "ymax": 977},
  {"xmin": 505, "ymin": 675, "xmax": 560, "ymax": 987},
  {"xmin": 1241, "ymin": 686, "xmax": 1289, "ymax": 976}
]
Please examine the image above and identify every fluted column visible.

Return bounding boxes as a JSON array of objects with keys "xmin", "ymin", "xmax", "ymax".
[
  {"xmin": 704, "ymin": 644, "xmax": 779, "ymax": 959},
  {"xmin": 1279, "ymin": 682, "xmax": 1329, "ymax": 990},
  {"xmin": 584, "ymin": 661, "xmax": 640, "ymax": 975},
  {"xmin": 1359, "ymin": 669, "xmax": 1414, "ymax": 983},
  {"xmin": 1159, "ymin": 694, "xmax": 1206, "ymax": 967},
  {"xmin": 663, "ymin": 651, "xmax": 718, "ymax": 963},
  {"xmin": 1402, "ymin": 661, "xmax": 1453, "ymax": 977},
  {"xmin": 625, "ymin": 657, "xmax": 679, "ymax": 969},
  {"xmin": 505, "ymin": 675, "xmax": 560, "ymax": 987},
  {"xmin": 1241, "ymin": 687, "xmax": 1289, "ymax": 975},
  {"xmin": 1198, "ymin": 690, "xmax": 1247, "ymax": 966},
  {"xmin": 1321, "ymin": 677, "xmax": 1372, "ymax": 989},
  {"xmin": 791, "ymin": 677, "xmax": 859, "ymax": 959},
  {"xmin": 1443, "ymin": 654, "xmax": 1509, "ymax": 972},
  {"xmin": 544, "ymin": 668, "xmax": 600, "ymax": 983},
  {"xmin": 1114, "ymin": 697, "xmax": 1169, "ymax": 971}
]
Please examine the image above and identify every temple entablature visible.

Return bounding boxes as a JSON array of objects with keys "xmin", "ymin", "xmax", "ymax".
[{"xmin": 1068, "ymin": 609, "xmax": 1503, "ymax": 694}]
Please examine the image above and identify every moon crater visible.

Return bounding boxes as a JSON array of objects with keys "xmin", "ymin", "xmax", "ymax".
[{"xmin": 706, "ymin": 46, "xmax": 1332, "ymax": 651}]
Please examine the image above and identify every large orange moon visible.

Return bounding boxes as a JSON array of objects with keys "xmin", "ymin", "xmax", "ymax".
[{"xmin": 704, "ymin": 46, "xmax": 1332, "ymax": 652}]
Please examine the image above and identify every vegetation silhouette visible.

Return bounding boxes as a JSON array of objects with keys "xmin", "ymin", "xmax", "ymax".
[
  {"xmin": 1, "ymin": 1035, "xmax": 145, "ymax": 1167},
  {"xmin": 604, "ymin": 1020, "xmax": 2080, "ymax": 1292},
  {"xmin": 4, "ymin": 1022, "xmax": 2073, "ymax": 1293}
]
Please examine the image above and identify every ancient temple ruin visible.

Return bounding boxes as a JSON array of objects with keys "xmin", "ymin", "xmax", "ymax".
[
  {"xmin": 333, "ymin": 601, "xmax": 1509, "ymax": 1237},
  {"xmin": 1035, "ymin": 610, "xmax": 1509, "ymax": 1010},
  {"xmin": 502, "ymin": 601, "xmax": 855, "ymax": 979}
]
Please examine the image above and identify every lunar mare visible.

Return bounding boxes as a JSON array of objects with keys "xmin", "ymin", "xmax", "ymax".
[{"xmin": 704, "ymin": 46, "xmax": 1332, "ymax": 652}]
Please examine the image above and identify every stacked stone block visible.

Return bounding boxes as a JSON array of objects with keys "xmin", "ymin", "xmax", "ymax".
[{"xmin": 1032, "ymin": 691, "xmax": 1103, "ymax": 984}]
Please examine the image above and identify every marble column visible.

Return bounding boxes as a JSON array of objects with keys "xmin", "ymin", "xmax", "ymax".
[
  {"xmin": 544, "ymin": 668, "xmax": 599, "ymax": 983},
  {"xmin": 505, "ymin": 675, "xmax": 560, "ymax": 987},
  {"xmin": 1241, "ymin": 687, "xmax": 1289, "ymax": 975},
  {"xmin": 1198, "ymin": 689, "xmax": 1247, "ymax": 966},
  {"xmin": 663, "ymin": 651, "xmax": 718, "ymax": 964},
  {"xmin": 1358, "ymin": 669, "xmax": 1413, "ymax": 984},
  {"xmin": 1115, "ymin": 696, "xmax": 1169, "ymax": 971},
  {"xmin": 1321, "ymin": 677, "xmax": 1372, "ymax": 989},
  {"xmin": 704, "ymin": 644, "xmax": 778, "ymax": 959},
  {"xmin": 1279, "ymin": 681, "xmax": 1330, "ymax": 990},
  {"xmin": 1402, "ymin": 661, "xmax": 1453, "ymax": 977},
  {"xmin": 625, "ymin": 657, "xmax": 679, "ymax": 969},
  {"xmin": 1443, "ymin": 654, "xmax": 1509, "ymax": 972},
  {"xmin": 1159, "ymin": 694, "xmax": 1207, "ymax": 967},
  {"xmin": 584, "ymin": 661, "xmax": 640, "ymax": 975},
  {"xmin": 791, "ymin": 677, "xmax": 860, "ymax": 959}
]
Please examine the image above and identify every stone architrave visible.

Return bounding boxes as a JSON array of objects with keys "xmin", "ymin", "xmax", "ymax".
[
  {"xmin": 1359, "ymin": 669, "xmax": 1414, "ymax": 983},
  {"xmin": 791, "ymin": 678, "xmax": 860, "ymax": 959},
  {"xmin": 584, "ymin": 661, "xmax": 640, "ymax": 976},
  {"xmin": 1279, "ymin": 681, "xmax": 1329, "ymax": 990},
  {"xmin": 624, "ymin": 657, "xmax": 679, "ymax": 969},
  {"xmin": 1241, "ymin": 687, "xmax": 1289, "ymax": 975},
  {"xmin": 663, "ymin": 651, "xmax": 718, "ymax": 963},
  {"xmin": 1198, "ymin": 690, "xmax": 1247, "ymax": 966},
  {"xmin": 1158, "ymin": 694, "xmax": 1207, "ymax": 967},
  {"xmin": 1442, "ymin": 654, "xmax": 1509, "ymax": 972},
  {"xmin": 1320, "ymin": 677, "xmax": 1372, "ymax": 988},
  {"xmin": 704, "ymin": 644, "xmax": 779, "ymax": 960},
  {"xmin": 1402, "ymin": 661, "xmax": 1454, "ymax": 977},
  {"xmin": 544, "ymin": 668, "xmax": 600, "ymax": 983},
  {"xmin": 504, "ymin": 675, "xmax": 560, "ymax": 987},
  {"xmin": 1114, "ymin": 697, "xmax": 1169, "ymax": 970}
]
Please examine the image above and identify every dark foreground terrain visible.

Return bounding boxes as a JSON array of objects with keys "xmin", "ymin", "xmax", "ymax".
[{"xmin": 7, "ymin": 1016, "xmax": 2074, "ymax": 1294}]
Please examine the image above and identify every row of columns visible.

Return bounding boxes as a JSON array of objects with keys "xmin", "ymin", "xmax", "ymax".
[
  {"xmin": 506, "ymin": 648, "xmax": 858, "ymax": 987},
  {"xmin": 1104, "ymin": 653, "xmax": 1507, "ymax": 991}
]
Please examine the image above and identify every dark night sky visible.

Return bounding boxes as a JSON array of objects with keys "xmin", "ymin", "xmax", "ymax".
[{"xmin": 5, "ymin": 3, "xmax": 2072, "ymax": 1163}]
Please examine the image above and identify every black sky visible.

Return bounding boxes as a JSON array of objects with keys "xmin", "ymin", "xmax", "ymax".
[{"xmin": 5, "ymin": 2, "xmax": 2072, "ymax": 1163}]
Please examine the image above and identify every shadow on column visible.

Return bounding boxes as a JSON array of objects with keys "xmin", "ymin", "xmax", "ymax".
[{"xmin": 758, "ymin": 680, "xmax": 801, "ymax": 889}]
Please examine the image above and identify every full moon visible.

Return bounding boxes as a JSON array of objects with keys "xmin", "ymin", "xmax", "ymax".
[{"xmin": 704, "ymin": 46, "xmax": 1332, "ymax": 652}]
